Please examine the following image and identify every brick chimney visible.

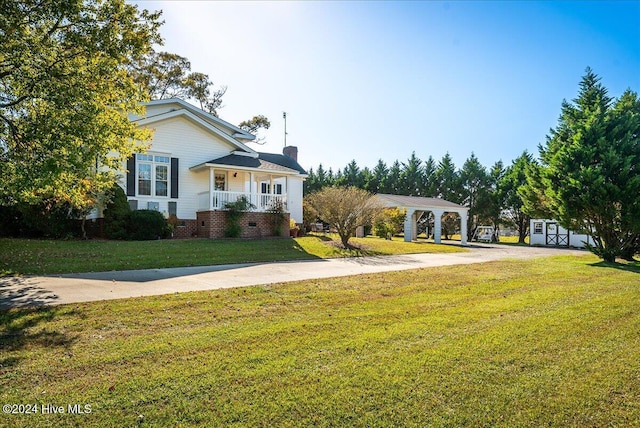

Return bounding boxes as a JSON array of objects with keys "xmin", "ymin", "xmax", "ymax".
[{"xmin": 283, "ymin": 145, "xmax": 298, "ymax": 162}]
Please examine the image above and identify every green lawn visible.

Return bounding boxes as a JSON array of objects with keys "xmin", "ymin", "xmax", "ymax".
[
  {"xmin": 1, "ymin": 255, "xmax": 638, "ymax": 427},
  {"xmin": 0, "ymin": 235, "xmax": 465, "ymax": 276}
]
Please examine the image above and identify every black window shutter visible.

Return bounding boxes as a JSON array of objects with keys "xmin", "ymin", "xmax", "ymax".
[
  {"xmin": 126, "ymin": 156, "xmax": 136, "ymax": 196},
  {"xmin": 171, "ymin": 158, "xmax": 179, "ymax": 198},
  {"xmin": 168, "ymin": 201, "xmax": 177, "ymax": 216}
]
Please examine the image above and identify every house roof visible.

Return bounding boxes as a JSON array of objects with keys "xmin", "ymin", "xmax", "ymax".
[
  {"xmin": 191, "ymin": 153, "xmax": 306, "ymax": 175},
  {"xmin": 258, "ymin": 152, "xmax": 307, "ymax": 174},
  {"xmin": 375, "ymin": 194, "xmax": 468, "ymax": 211},
  {"xmin": 142, "ymin": 98, "xmax": 255, "ymax": 142}
]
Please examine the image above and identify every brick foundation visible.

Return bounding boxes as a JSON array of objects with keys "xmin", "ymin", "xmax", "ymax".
[
  {"xmin": 196, "ymin": 210, "xmax": 290, "ymax": 239},
  {"xmin": 171, "ymin": 219, "xmax": 198, "ymax": 239}
]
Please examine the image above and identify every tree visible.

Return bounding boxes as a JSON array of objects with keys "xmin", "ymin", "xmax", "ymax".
[
  {"xmin": 387, "ymin": 161, "xmax": 402, "ymax": 195},
  {"xmin": 422, "ymin": 156, "xmax": 438, "ymax": 197},
  {"xmin": 130, "ymin": 50, "xmax": 227, "ymax": 116},
  {"xmin": 400, "ymin": 152, "xmax": 424, "ymax": 196},
  {"xmin": 131, "ymin": 50, "xmax": 271, "ymax": 138},
  {"xmin": 523, "ymin": 68, "xmax": 640, "ymax": 262},
  {"xmin": 500, "ymin": 152, "xmax": 534, "ymax": 243},
  {"xmin": 337, "ymin": 160, "xmax": 363, "ymax": 188},
  {"xmin": 103, "ymin": 183, "xmax": 131, "ymax": 240},
  {"xmin": 238, "ymin": 115, "xmax": 271, "ymax": 144},
  {"xmin": 1, "ymin": 0, "xmax": 160, "ymax": 215},
  {"xmin": 306, "ymin": 186, "xmax": 381, "ymax": 247},
  {"xmin": 460, "ymin": 153, "xmax": 491, "ymax": 240},
  {"xmin": 373, "ymin": 208, "xmax": 406, "ymax": 239},
  {"xmin": 479, "ymin": 160, "xmax": 505, "ymax": 242},
  {"xmin": 435, "ymin": 153, "xmax": 462, "ymax": 203},
  {"xmin": 368, "ymin": 159, "xmax": 389, "ymax": 193}
]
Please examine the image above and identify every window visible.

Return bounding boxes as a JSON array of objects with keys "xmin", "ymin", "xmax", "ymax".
[
  {"xmin": 137, "ymin": 154, "xmax": 170, "ymax": 197},
  {"xmin": 533, "ymin": 222, "xmax": 543, "ymax": 234},
  {"xmin": 214, "ymin": 173, "xmax": 226, "ymax": 191},
  {"xmin": 261, "ymin": 183, "xmax": 283, "ymax": 194}
]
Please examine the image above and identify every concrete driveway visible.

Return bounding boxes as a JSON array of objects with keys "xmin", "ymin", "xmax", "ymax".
[{"xmin": 0, "ymin": 243, "xmax": 587, "ymax": 308}]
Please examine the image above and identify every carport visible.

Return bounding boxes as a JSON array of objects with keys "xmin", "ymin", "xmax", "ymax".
[{"xmin": 375, "ymin": 194, "xmax": 469, "ymax": 245}]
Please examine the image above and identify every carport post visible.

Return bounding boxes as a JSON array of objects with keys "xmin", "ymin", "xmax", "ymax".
[
  {"xmin": 404, "ymin": 208, "xmax": 416, "ymax": 242},
  {"xmin": 432, "ymin": 209, "xmax": 444, "ymax": 244},
  {"xmin": 460, "ymin": 210, "xmax": 468, "ymax": 246}
]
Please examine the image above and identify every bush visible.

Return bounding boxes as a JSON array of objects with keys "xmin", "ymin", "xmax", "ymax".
[
  {"xmin": 373, "ymin": 208, "xmax": 405, "ymax": 239},
  {"xmin": 127, "ymin": 210, "xmax": 171, "ymax": 240},
  {"xmin": 0, "ymin": 201, "xmax": 78, "ymax": 238},
  {"xmin": 267, "ymin": 198, "xmax": 287, "ymax": 236},
  {"xmin": 103, "ymin": 184, "xmax": 131, "ymax": 240},
  {"xmin": 224, "ymin": 196, "xmax": 254, "ymax": 238}
]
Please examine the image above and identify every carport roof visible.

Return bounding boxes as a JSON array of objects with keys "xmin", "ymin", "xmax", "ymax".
[{"xmin": 375, "ymin": 194, "xmax": 468, "ymax": 211}]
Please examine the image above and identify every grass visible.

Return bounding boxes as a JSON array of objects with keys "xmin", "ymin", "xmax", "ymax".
[
  {"xmin": 1, "ymin": 254, "xmax": 639, "ymax": 427},
  {"xmin": 0, "ymin": 235, "xmax": 466, "ymax": 276}
]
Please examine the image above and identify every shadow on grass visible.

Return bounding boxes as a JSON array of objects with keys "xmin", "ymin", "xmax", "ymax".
[
  {"xmin": 589, "ymin": 260, "xmax": 640, "ymax": 274},
  {"xmin": 0, "ymin": 304, "xmax": 78, "ymax": 369},
  {"xmin": 305, "ymin": 233, "xmax": 334, "ymax": 242}
]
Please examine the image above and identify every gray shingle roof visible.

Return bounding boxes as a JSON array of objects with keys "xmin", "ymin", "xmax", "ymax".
[{"xmin": 202, "ymin": 153, "xmax": 306, "ymax": 174}]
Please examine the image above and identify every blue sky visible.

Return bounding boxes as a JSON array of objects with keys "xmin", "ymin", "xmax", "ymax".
[{"xmin": 132, "ymin": 1, "xmax": 640, "ymax": 173}]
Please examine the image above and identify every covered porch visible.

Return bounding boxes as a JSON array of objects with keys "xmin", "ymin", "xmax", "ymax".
[
  {"xmin": 375, "ymin": 194, "xmax": 469, "ymax": 245},
  {"xmin": 191, "ymin": 153, "xmax": 299, "ymax": 212}
]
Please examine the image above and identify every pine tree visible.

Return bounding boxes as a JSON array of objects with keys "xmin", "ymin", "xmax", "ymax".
[{"xmin": 524, "ymin": 68, "xmax": 640, "ymax": 262}]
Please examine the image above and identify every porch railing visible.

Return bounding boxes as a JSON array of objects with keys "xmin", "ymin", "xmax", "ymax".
[{"xmin": 197, "ymin": 191, "xmax": 288, "ymax": 212}]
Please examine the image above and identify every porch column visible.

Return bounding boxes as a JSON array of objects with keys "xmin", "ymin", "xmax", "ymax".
[
  {"xmin": 208, "ymin": 167, "xmax": 214, "ymax": 210},
  {"xmin": 404, "ymin": 208, "xmax": 416, "ymax": 242},
  {"xmin": 285, "ymin": 176, "xmax": 290, "ymax": 210},
  {"xmin": 460, "ymin": 210, "xmax": 468, "ymax": 246},
  {"xmin": 432, "ymin": 209, "xmax": 445, "ymax": 244},
  {"xmin": 249, "ymin": 172, "xmax": 255, "ymax": 207}
]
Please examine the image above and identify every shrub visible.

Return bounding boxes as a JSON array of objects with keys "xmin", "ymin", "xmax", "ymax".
[
  {"xmin": 267, "ymin": 198, "xmax": 287, "ymax": 236},
  {"xmin": 224, "ymin": 196, "xmax": 254, "ymax": 238},
  {"xmin": 307, "ymin": 186, "xmax": 381, "ymax": 247},
  {"xmin": 103, "ymin": 184, "xmax": 131, "ymax": 240},
  {"xmin": 127, "ymin": 210, "xmax": 170, "ymax": 240},
  {"xmin": 373, "ymin": 208, "xmax": 406, "ymax": 239},
  {"xmin": 1, "ymin": 201, "xmax": 78, "ymax": 238}
]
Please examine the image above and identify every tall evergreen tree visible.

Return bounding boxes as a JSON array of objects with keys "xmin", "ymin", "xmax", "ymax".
[
  {"xmin": 522, "ymin": 68, "xmax": 640, "ymax": 261},
  {"xmin": 387, "ymin": 161, "xmax": 403, "ymax": 195},
  {"xmin": 484, "ymin": 160, "xmax": 505, "ymax": 240},
  {"xmin": 368, "ymin": 159, "xmax": 389, "ymax": 193},
  {"xmin": 422, "ymin": 156, "xmax": 438, "ymax": 197},
  {"xmin": 500, "ymin": 152, "xmax": 534, "ymax": 243},
  {"xmin": 339, "ymin": 159, "xmax": 363, "ymax": 188},
  {"xmin": 400, "ymin": 152, "xmax": 424, "ymax": 196},
  {"xmin": 435, "ymin": 153, "xmax": 462, "ymax": 203},
  {"xmin": 460, "ymin": 153, "xmax": 491, "ymax": 240}
]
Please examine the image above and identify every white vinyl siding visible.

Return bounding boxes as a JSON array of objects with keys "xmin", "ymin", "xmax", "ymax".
[
  {"xmin": 130, "ymin": 117, "xmax": 239, "ymax": 219},
  {"xmin": 118, "ymin": 111, "xmax": 305, "ymax": 221}
]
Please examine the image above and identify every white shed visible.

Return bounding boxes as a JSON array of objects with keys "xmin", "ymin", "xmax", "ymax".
[{"xmin": 529, "ymin": 219, "xmax": 595, "ymax": 248}]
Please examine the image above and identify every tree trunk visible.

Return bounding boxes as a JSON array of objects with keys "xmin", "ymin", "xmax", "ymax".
[
  {"xmin": 340, "ymin": 233, "xmax": 351, "ymax": 248},
  {"xmin": 81, "ymin": 216, "xmax": 87, "ymax": 240}
]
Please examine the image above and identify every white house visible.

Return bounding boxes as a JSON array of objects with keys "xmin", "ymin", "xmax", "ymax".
[
  {"xmin": 529, "ymin": 219, "xmax": 594, "ymax": 248},
  {"xmin": 119, "ymin": 98, "xmax": 307, "ymax": 238}
]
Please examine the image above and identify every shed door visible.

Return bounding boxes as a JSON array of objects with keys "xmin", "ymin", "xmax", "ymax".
[{"xmin": 545, "ymin": 222, "xmax": 569, "ymax": 246}]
